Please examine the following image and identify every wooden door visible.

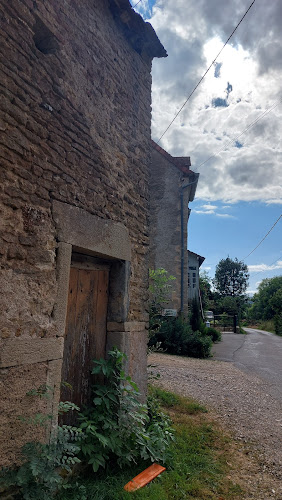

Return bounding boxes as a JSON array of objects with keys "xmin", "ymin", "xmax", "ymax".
[{"xmin": 60, "ymin": 267, "xmax": 109, "ymax": 421}]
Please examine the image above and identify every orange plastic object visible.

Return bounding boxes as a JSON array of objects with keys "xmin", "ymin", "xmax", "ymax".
[{"xmin": 124, "ymin": 463, "xmax": 166, "ymax": 492}]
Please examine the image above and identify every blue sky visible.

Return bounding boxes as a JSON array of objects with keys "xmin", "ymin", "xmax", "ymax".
[
  {"xmin": 130, "ymin": 0, "xmax": 282, "ymax": 294},
  {"xmin": 189, "ymin": 201, "xmax": 281, "ymax": 294}
]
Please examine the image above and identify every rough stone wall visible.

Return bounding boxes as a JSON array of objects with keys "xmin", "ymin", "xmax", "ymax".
[
  {"xmin": 0, "ymin": 0, "xmax": 161, "ymax": 464},
  {"xmin": 149, "ymin": 149, "xmax": 191, "ymax": 315}
]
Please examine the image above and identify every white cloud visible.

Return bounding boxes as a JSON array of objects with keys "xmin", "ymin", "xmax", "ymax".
[
  {"xmin": 216, "ymin": 213, "xmax": 235, "ymax": 218},
  {"xmin": 201, "ymin": 204, "xmax": 217, "ymax": 210},
  {"xmin": 248, "ymin": 261, "xmax": 282, "ymax": 273},
  {"xmin": 193, "ymin": 203, "xmax": 235, "ymax": 218},
  {"xmin": 266, "ymin": 199, "xmax": 282, "ymax": 205},
  {"xmin": 148, "ymin": 0, "xmax": 282, "ymax": 204},
  {"xmin": 194, "ymin": 209, "xmax": 214, "ymax": 214}
]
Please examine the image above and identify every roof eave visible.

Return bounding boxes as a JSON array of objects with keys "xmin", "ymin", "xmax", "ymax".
[{"xmin": 109, "ymin": 0, "xmax": 167, "ymax": 59}]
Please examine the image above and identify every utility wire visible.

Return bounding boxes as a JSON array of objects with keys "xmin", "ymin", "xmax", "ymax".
[
  {"xmin": 195, "ymin": 98, "xmax": 282, "ymax": 170},
  {"xmin": 132, "ymin": 0, "xmax": 143, "ymax": 8},
  {"xmin": 157, "ymin": 0, "xmax": 256, "ymax": 143},
  {"xmin": 249, "ymin": 254, "xmax": 282, "ymax": 278},
  {"xmin": 243, "ymin": 214, "xmax": 282, "ymax": 260}
]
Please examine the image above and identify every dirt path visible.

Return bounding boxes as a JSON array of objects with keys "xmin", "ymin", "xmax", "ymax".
[{"xmin": 148, "ymin": 353, "xmax": 282, "ymax": 500}]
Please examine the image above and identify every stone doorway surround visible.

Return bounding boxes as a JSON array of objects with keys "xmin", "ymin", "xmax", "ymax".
[{"xmin": 52, "ymin": 201, "xmax": 148, "ymax": 418}]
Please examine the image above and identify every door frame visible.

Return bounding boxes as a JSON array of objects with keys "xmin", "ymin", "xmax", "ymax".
[{"xmin": 50, "ymin": 201, "xmax": 132, "ymax": 431}]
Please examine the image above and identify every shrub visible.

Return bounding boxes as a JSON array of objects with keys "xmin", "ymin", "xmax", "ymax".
[
  {"xmin": 274, "ymin": 312, "xmax": 282, "ymax": 336},
  {"xmin": 149, "ymin": 317, "xmax": 212, "ymax": 358},
  {"xmin": 0, "ymin": 402, "xmax": 83, "ymax": 500},
  {"xmin": 201, "ymin": 325, "xmax": 222, "ymax": 343},
  {"xmin": 79, "ymin": 348, "xmax": 174, "ymax": 472},
  {"xmin": 183, "ymin": 331, "xmax": 212, "ymax": 358}
]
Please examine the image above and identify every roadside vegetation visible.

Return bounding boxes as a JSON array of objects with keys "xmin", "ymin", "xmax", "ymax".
[
  {"xmin": 57, "ymin": 386, "xmax": 242, "ymax": 500},
  {"xmin": 200, "ymin": 258, "xmax": 251, "ymax": 332},
  {"xmin": 55, "ymin": 387, "xmax": 242, "ymax": 499},
  {"xmin": 0, "ymin": 350, "xmax": 174, "ymax": 499},
  {"xmin": 200, "ymin": 259, "xmax": 282, "ymax": 337},
  {"xmin": 148, "ymin": 269, "xmax": 221, "ymax": 359},
  {"xmin": 1, "ymin": 353, "xmax": 243, "ymax": 500},
  {"xmin": 244, "ymin": 276, "xmax": 282, "ymax": 336}
]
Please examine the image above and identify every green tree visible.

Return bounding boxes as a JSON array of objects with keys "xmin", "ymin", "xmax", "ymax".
[
  {"xmin": 248, "ymin": 276, "xmax": 282, "ymax": 326},
  {"xmin": 199, "ymin": 271, "xmax": 213, "ymax": 312},
  {"xmin": 214, "ymin": 257, "xmax": 249, "ymax": 297},
  {"xmin": 148, "ymin": 268, "xmax": 176, "ymax": 338},
  {"xmin": 149, "ymin": 268, "xmax": 176, "ymax": 315}
]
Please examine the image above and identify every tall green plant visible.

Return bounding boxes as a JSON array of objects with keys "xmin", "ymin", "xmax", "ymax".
[
  {"xmin": 0, "ymin": 395, "xmax": 83, "ymax": 500},
  {"xmin": 79, "ymin": 348, "xmax": 174, "ymax": 472},
  {"xmin": 149, "ymin": 268, "xmax": 176, "ymax": 340},
  {"xmin": 190, "ymin": 297, "xmax": 202, "ymax": 332},
  {"xmin": 149, "ymin": 268, "xmax": 176, "ymax": 314}
]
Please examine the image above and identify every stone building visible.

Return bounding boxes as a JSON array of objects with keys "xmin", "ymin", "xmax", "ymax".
[
  {"xmin": 188, "ymin": 250, "xmax": 205, "ymax": 305},
  {"xmin": 149, "ymin": 140, "xmax": 199, "ymax": 316},
  {"xmin": 0, "ymin": 0, "xmax": 166, "ymax": 465}
]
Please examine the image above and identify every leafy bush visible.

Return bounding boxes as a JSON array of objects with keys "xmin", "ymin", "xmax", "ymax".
[
  {"xmin": 274, "ymin": 312, "xmax": 282, "ymax": 336},
  {"xmin": 201, "ymin": 325, "xmax": 222, "ymax": 343},
  {"xmin": 184, "ymin": 330, "xmax": 213, "ymax": 358},
  {"xmin": 78, "ymin": 348, "xmax": 174, "ymax": 472},
  {"xmin": 1, "ymin": 350, "xmax": 175, "ymax": 497},
  {"xmin": 149, "ymin": 317, "xmax": 212, "ymax": 358},
  {"xmin": 0, "ymin": 403, "xmax": 84, "ymax": 500},
  {"xmin": 148, "ymin": 268, "xmax": 176, "ymax": 342}
]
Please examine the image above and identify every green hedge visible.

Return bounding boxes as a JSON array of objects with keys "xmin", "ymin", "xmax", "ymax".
[
  {"xmin": 274, "ymin": 313, "xmax": 282, "ymax": 336},
  {"xmin": 149, "ymin": 317, "xmax": 212, "ymax": 358}
]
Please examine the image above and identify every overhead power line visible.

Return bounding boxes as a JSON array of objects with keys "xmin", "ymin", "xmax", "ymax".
[
  {"xmin": 195, "ymin": 98, "xmax": 282, "ymax": 170},
  {"xmin": 157, "ymin": 0, "xmax": 257, "ymax": 143},
  {"xmin": 243, "ymin": 214, "xmax": 282, "ymax": 260},
  {"xmin": 250, "ymin": 254, "xmax": 282, "ymax": 278},
  {"xmin": 132, "ymin": 0, "xmax": 143, "ymax": 8}
]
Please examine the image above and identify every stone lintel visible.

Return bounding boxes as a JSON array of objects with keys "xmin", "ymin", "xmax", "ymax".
[
  {"xmin": 0, "ymin": 338, "xmax": 64, "ymax": 368},
  {"xmin": 52, "ymin": 200, "xmax": 131, "ymax": 262}
]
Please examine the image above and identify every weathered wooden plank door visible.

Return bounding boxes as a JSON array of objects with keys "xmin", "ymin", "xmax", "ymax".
[{"xmin": 60, "ymin": 266, "xmax": 109, "ymax": 422}]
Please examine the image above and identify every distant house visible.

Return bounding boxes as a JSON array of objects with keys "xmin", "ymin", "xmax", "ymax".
[
  {"xmin": 188, "ymin": 250, "xmax": 205, "ymax": 308},
  {"xmin": 149, "ymin": 140, "xmax": 199, "ymax": 316},
  {"xmin": 0, "ymin": 0, "xmax": 166, "ymax": 466}
]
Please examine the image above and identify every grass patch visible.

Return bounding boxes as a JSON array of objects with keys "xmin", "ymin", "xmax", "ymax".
[
  {"xmin": 57, "ymin": 388, "xmax": 242, "ymax": 500},
  {"xmin": 257, "ymin": 320, "xmax": 275, "ymax": 333},
  {"xmin": 243, "ymin": 320, "xmax": 275, "ymax": 333},
  {"xmin": 149, "ymin": 385, "xmax": 207, "ymax": 414}
]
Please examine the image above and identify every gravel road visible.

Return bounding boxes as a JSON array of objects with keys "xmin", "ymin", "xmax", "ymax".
[{"xmin": 148, "ymin": 352, "xmax": 282, "ymax": 499}]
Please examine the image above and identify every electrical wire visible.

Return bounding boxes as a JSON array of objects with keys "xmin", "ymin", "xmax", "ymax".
[
  {"xmin": 156, "ymin": 0, "xmax": 256, "ymax": 143},
  {"xmin": 243, "ymin": 214, "xmax": 282, "ymax": 260},
  {"xmin": 194, "ymin": 98, "xmax": 282, "ymax": 170},
  {"xmin": 249, "ymin": 254, "xmax": 282, "ymax": 278},
  {"xmin": 132, "ymin": 0, "xmax": 143, "ymax": 8}
]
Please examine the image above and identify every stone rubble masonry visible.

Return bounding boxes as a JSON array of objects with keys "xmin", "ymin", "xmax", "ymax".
[{"xmin": 0, "ymin": 0, "xmax": 166, "ymax": 464}]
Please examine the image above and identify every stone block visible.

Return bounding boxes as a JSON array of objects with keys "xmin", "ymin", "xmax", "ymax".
[
  {"xmin": 0, "ymin": 337, "xmax": 64, "ymax": 368},
  {"xmin": 52, "ymin": 200, "xmax": 131, "ymax": 262}
]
